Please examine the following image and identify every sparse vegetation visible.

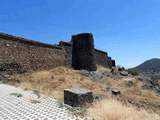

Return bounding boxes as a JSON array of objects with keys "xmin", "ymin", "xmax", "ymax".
[
  {"xmin": 10, "ymin": 93, "xmax": 23, "ymax": 97},
  {"xmin": 128, "ymin": 68, "xmax": 139, "ymax": 75},
  {"xmin": 136, "ymin": 58, "xmax": 160, "ymax": 73},
  {"xmin": 88, "ymin": 99, "xmax": 160, "ymax": 120},
  {"xmin": 67, "ymin": 106, "xmax": 87, "ymax": 117},
  {"xmin": 7, "ymin": 66, "xmax": 160, "ymax": 118},
  {"xmin": 58, "ymin": 101, "xmax": 87, "ymax": 117}
]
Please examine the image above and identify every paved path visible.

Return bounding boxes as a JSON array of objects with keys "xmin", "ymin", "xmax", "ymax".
[{"xmin": 0, "ymin": 84, "xmax": 85, "ymax": 120}]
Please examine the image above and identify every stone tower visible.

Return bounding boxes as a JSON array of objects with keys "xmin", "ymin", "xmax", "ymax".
[{"xmin": 72, "ymin": 33, "xmax": 97, "ymax": 71}]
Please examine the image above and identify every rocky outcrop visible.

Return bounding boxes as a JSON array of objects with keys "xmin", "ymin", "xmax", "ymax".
[{"xmin": 142, "ymin": 77, "xmax": 160, "ymax": 94}]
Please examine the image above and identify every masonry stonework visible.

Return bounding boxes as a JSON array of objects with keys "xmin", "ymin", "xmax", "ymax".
[
  {"xmin": 72, "ymin": 33, "xmax": 97, "ymax": 71},
  {"xmin": 58, "ymin": 42, "xmax": 113, "ymax": 68},
  {"xmin": 0, "ymin": 33, "xmax": 67, "ymax": 74},
  {"xmin": 0, "ymin": 33, "xmax": 115, "ymax": 74}
]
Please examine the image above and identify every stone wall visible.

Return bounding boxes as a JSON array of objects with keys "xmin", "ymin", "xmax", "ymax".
[
  {"xmin": 59, "ymin": 41, "xmax": 113, "ymax": 68},
  {"xmin": 0, "ymin": 33, "xmax": 115, "ymax": 74},
  {"xmin": 95, "ymin": 49, "xmax": 110, "ymax": 68},
  {"xmin": 0, "ymin": 33, "xmax": 67, "ymax": 74}
]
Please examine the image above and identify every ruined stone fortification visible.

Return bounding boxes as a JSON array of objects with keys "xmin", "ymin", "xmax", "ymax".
[{"xmin": 0, "ymin": 32, "xmax": 115, "ymax": 74}]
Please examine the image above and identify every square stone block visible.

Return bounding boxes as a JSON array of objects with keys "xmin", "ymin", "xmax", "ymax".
[{"xmin": 64, "ymin": 87, "xmax": 93, "ymax": 107}]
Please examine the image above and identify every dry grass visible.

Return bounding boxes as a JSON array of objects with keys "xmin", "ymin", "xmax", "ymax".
[
  {"xmin": 88, "ymin": 99, "xmax": 160, "ymax": 120},
  {"xmin": 8, "ymin": 66, "xmax": 160, "ymax": 117},
  {"xmin": 10, "ymin": 67, "xmax": 107, "ymax": 101},
  {"xmin": 102, "ymin": 76, "xmax": 160, "ymax": 115}
]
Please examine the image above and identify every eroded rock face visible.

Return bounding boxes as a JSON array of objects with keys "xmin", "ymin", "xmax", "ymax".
[
  {"xmin": 72, "ymin": 33, "xmax": 97, "ymax": 71},
  {"xmin": 64, "ymin": 87, "xmax": 93, "ymax": 107},
  {"xmin": 142, "ymin": 77, "xmax": 160, "ymax": 94}
]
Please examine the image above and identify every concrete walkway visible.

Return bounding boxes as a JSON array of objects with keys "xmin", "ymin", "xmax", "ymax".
[{"xmin": 0, "ymin": 84, "xmax": 85, "ymax": 120}]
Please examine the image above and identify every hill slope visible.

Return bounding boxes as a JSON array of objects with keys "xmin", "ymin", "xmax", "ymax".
[
  {"xmin": 136, "ymin": 58, "xmax": 160, "ymax": 73},
  {"xmin": 6, "ymin": 66, "xmax": 160, "ymax": 118}
]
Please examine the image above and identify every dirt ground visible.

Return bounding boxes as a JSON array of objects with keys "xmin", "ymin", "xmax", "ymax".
[{"xmin": 7, "ymin": 66, "xmax": 160, "ymax": 119}]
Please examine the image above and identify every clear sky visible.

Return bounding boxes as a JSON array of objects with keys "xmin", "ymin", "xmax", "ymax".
[{"xmin": 0, "ymin": 0, "xmax": 160, "ymax": 68}]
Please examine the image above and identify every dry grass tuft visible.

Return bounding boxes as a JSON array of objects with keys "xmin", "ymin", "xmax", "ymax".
[{"xmin": 88, "ymin": 99, "xmax": 160, "ymax": 120}]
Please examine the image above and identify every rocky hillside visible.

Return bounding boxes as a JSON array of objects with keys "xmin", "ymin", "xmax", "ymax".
[
  {"xmin": 136, "ymin": 58, "xmax": 160, "ymax": 73},
  {"xmin": 136, "ymin": 58, "xmax": 160, "ymax": 79},
  {"xmin": 5, "ymin": 66, "xmax": 160, "ymax": 118},
  {"xmin": 135, "ymin": 58, "xmax": 160, "ymax": 95}
]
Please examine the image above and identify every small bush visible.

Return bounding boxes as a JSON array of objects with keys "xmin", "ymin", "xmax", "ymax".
[
  {"xmin": 128, "ymin": 68, "xmax": 139, "ymax": 76},
  {"xmin": 10, "ymin": 93, "xmax": 23, "ymax": 97}
]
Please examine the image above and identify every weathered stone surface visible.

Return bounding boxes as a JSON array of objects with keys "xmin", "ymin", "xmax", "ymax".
[
  {"xmin": 0, "ymin": 63, "xmax": 25, "ymax": 74},
  {"xmin": 80, "ymin": 69, "xmax": 112, "ymax": 80},
  {"xmin": 126, "ymin": 80, "xmax": 134, "ymax": 87},
  {"xmin": 94, "ymin": 49, "xmax": 110, "ymax": 68},
  {"xmin": 117, "ymin": 66, "xmax": 125, "ymax": 71},
  {"xmin": 107, "ymin": 57, "xmax": 112, "ymax": 68},
  {"xmin": 142, "ymin": 77, "xmax": 160, "ymax": 94},
  {"xmin": 111, "ymin": 88, "xmax": 121, "ymax": 96},
  {"xmin": 72, "ymin": 33, "xmax": 97, "ymax": 71},
  {"xmin": 64, "ymin": 87, "xmax": 93, "ymax": 107},
  {"xmin": 0, "ymin": 72, "xmax": 12, "ymax": 82},
  {"xmin": 93, "ymin": 94, "xmax": 103, "ymax": 101},
  {"xmin": 111, "ymin": 60, "xmax": 116, "ymax": 67},
  {"xmin": 0, "ymin": 34, "xmax": 67, "ymax": 74},
  {"xmin": 59, "ymin": 41, "xmax": 113, "ymax": 68},
  {"xmin": 0, "ymin": 32, "xmax": 116, "ymax": 74},
  {"xmin": 120, "ymin": 71, "xmax": 128, "ymax": 76}
]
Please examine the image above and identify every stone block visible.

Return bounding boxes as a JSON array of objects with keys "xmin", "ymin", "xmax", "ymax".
[{"xmin": 64, "ymin": 87, "xmax": 93, "ymax": 107}]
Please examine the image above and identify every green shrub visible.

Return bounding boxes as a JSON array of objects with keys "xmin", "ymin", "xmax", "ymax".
[
  {"xmin": 10, "ymin": 93, "xmax": 23, "ymax": 97},
  {"xmin": 127, "ymin": 68, "xmax": 139, "ymax": 76}
]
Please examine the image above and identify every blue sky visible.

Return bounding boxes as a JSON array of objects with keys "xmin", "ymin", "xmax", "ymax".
[{"xmin": 0, "ymin": 0, "xmax": 160, "ymax": 68}]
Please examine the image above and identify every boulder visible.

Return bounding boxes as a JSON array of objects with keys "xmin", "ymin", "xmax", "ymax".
[
  {"xmin": 80, "ymin": 69, "xmax": 112, "ymax": 80},
  {"xmin": 120, "ymin": 71, "xmax": 128, "ymax": 76},
  {"xmin": 64, "ymin": 87, "xmax": 93, "ymax": 107},
  {"xmin": 0, "ymin": 73, "xmax": 11, "ymax": 81},
  {"xmin": 142, "ymin": 77, "xmax": 160, "ymax": 94},
  {"xmin": 72, "ymin": 33, "xmax": 97, "ymax": 71},
  {"xmin": 126, "ymin": 80, "xmax": 134, "ymax": 87},
  {"xmin": 111, "ymin": 88, "xmax": 121, "ymax": 96},
  {"xmin": 93, "ymin": 94, "xmax": 103, "ymax": 101},
  {"xmin": 117, "ymin": 66, "xmax": 125, "ymax": 71}
]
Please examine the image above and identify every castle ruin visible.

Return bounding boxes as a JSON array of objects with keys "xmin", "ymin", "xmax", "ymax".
[{"xmin": 0, "ymin": 32, "xmax": 115, "ymax": 74}]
